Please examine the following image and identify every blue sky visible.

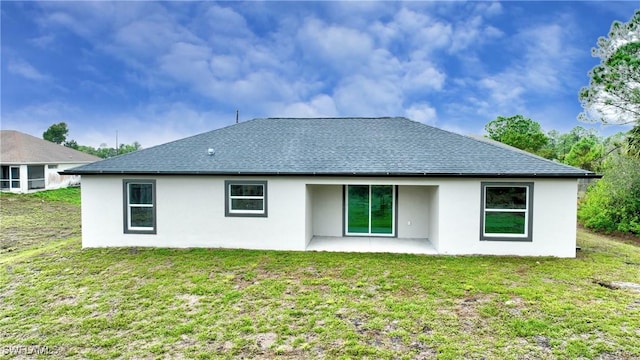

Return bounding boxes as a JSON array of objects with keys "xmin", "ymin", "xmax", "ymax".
[{"xmin": 1, "ymin": 1, "xmax": 638, "ymax": 148}]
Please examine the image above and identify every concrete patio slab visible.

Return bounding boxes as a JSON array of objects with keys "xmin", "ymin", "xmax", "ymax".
[{"xmin": 306, "ymin": 236, "xmax": 437, "ymax": 255}]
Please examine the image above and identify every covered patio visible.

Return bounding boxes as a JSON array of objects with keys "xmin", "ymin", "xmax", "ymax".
[
  {"xmin": 305, "ymin": 183, "xmax": 439, "ymax": 254},
  {"xmin": 306, "ymin": 236, "xmax": 438, "ymax": 255}
]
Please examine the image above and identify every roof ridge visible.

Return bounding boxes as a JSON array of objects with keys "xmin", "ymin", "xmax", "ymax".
[{"xmin": 261, "ymin": 116, "xmax": 408, "ymax": 120}]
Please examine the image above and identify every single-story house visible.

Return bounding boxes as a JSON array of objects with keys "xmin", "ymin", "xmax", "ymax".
[
  {"xmin": 1, "ymin": 130, "xmax": 101, "ymax": 193},
  {"xmin": 64, "ymin": 117, "xmax": 599, "ymax": 257}
]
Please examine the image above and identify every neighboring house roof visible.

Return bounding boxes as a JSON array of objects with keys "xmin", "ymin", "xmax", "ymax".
[
  {"xmin": 64, "ymin": 117, "xmax": 599, "ymax": 178},
  {"xmin": 0, "ymin": 130, "xmax": 101, "ymax": 164}
]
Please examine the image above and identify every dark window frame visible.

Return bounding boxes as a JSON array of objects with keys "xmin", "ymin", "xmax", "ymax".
[
  {"xmin": 1, "ymin": 166, "xmax": 21, "ymax": 190},
  {"xmin": 27, "ymin": 165, "xmax": 45, "ymax": 190},
  {"xmin": 342, "ymin": 184, "xmax": 398, "ymax": 238},
  {"xmin": 123, "ymin": 179, "xmax": 157, "ymax": 234},
  {"xmin": 225, "ymin": 180, "xmax": 268, "ymax": 217},
  {"xmin": 480, "ymin": 182, "xmax": 533, "ymax": 242}
]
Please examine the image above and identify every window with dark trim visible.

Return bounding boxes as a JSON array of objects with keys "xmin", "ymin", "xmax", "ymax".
[
  {"xmin": 480, "ymin": 182, "xmax": 533, "ymax": 241},
  {"xmin": 28, "ymin": 165, "xmax": 45, "ymax": 190},
  {"xmin": 123, "ymin": 179, "xmax": 157, "ymax": 234},
  {"xmin": 344, "ymin": 185, "xmax": 396, "ymax": 237},
  {"xmin": 225, "ymin": 180, "xmax": 267, "ymax": 217},
  {"xmin": 1, "ymin": 166, "xmax": 20, "ymax": 190}
]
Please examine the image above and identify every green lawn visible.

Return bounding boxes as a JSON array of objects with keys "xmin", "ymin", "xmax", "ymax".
[{"xmin": 1, "ymin": 189, "xmax": 639, "ymax": 359}]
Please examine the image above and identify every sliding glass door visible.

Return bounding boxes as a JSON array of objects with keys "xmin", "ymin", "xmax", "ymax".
[{"xmin": 345, "ymin": 185, "xmax": 395, "ymax": 236}]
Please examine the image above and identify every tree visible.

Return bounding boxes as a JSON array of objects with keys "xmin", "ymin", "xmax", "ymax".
[
  {"xmin": 45, "ymin": 122, "xmax": 142, "ymax": 158},
  {"xmin": 64, "ymin": 139, "xmax": 79, "ymax": 149},
  {"xmin": 117, "ymin": 141, "xmax": 141, "ymax": 155},
  {"xmin": 579, "ymin": 11, "xmax": 640, "ymax": 158},
  {"xmin": 578, "ymin": 154, "xmax": 640, "ymax": 234},
  {"xmin": 43, "ymin": 122, "xmax": 69, "ymax": 144},
  {"xmin": 627, "ymin": 124, "xmax": 640, "ymax": 157},
  {"xmin": 564, "ymin": 137, "xmax": 604, "ymax": 172},
  {"xmin": 484, "ymin": 115, "xmax": 549, "ymax": 155},
  {"xmin": 579, "ymin": 10, "xmax": 639, "ymax": 126}
]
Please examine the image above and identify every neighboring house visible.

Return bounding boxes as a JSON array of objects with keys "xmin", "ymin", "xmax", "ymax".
[
  {"xmin": 0, "ymin": 130, "xmax": 100, "ymax": 193},
  {"xmin": 64, "ymin": 117, "xmax": 599, "ymax": 257}
]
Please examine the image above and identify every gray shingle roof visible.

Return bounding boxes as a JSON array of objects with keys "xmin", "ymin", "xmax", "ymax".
[
  {"xmin": 63, "ymin": 117, "xmax": 598, "ymax": 178},
  {"xmin": 1, "ymin": 130, "xmax": 101, "ymax": 164}
]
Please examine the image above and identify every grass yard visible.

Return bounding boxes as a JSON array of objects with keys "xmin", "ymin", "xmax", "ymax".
[{"xmin": 1, "ymin": 189, "xmax": 639, "ymax": 359}]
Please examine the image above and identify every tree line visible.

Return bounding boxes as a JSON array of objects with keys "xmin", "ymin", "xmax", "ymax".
[
  {"xmin": 484, "ymin": 115, "xmax": 629, "ymax": 173},
  {"xmin": 43, "ymin": 122, "xmax": 141, "ymax": 159}
]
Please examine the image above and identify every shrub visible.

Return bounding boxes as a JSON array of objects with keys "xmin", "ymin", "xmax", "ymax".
[{"xmin": 578, "ymin": 154, "xmax": 640, "ymax": 234}]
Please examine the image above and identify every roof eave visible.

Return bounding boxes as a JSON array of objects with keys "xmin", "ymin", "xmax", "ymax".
[
  {"xmin": 61, "ymin": 170, "xmax": 602, "ymax": 179},
  {"xmin": 1, "ymin": 160, "xmax": 99, "ymax": 165}
]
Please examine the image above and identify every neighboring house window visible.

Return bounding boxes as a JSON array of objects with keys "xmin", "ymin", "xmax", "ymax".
[
  {"xmin": 481, "ymin": 182, "xmax": 533, "ymax": 241},
  {"xmin": 123, "ymin": 180, "xmax": 156, "ymax": 234},
  {"xmin": 27, "ymin": 165, "xmax": 45, "ymax": 190},
  {"xmin": 1, "ymin": 166, "xmax": 20, "ymax": 190},
  {"xmin": 225, "ymin": 180, "xmax": 267, "ymax": 217}
]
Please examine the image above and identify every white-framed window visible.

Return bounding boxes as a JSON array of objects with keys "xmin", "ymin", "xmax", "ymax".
[
  {"xmin": 225, "ymin": 180, "xmax": 267, "ymax": 217},
  {"xmin": 1, "ymin": 166, "xmax": 20, "ymax": 190},
  {"xmin": 481, "ymin": 182, "xmax": 533, "ymax": 241},
  {"xmin": 123, "ymin": 179, "xmax": 156, "ymax": 234}
]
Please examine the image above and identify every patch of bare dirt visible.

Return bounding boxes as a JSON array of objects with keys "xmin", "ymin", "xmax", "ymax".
[
  {"xmin": 0, "ymin": 195, "xmax": 80, "ymax": 253},
  {"xmin": 48, "ymin": 295, "xmax": 78, "ymax": 308},
  {"xmin": 594, "ymin": 280, "xmax": 640, "ymax": 293},
  {"xmin": 579, "ymin": 224, "xmax": 640, "ymax": 247},
  {"xmin": 255, "ymin": 332, "xmax": 277, "ymax": 350},
  {"xmin": 176, "ymin": 294, "xmax": 201, "ymax": 312},
  {"xmin": 504, "ymin": 296, "xmax": 527, "ymax": 316}
]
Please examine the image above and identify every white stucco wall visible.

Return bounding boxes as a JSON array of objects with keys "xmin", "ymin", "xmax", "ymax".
[
  {"xmin": 427, "ymin": 187, "xmax": 440, "ymax": 250},
  {"xmin": 81, "ymin": 175, "xmax": 578, "ymax": 257},
  {"xmin": 397, "ymin": 186, "xmax": 431, "ymax": 239},
  {"xmin": 47, "ymin": 163, "xmax": 85, "ymax": 189},
  {"xmin": 310, "ymin": 185, "xmax": 343, "ymax": 237},
  {"xmin": 305, "ymin": 185, "xmax": 314, "ymax": 246},
  {"xmin": 81, "ymin": 176, "xmax": 308, "ymax": 250},
  {"xmin": 436, "ymin": 178, "xmax": 577, "ymax": 257}
]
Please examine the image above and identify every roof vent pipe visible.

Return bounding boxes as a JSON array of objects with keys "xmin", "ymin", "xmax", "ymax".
[{"xmin": 207, "ymin": 148, "xmax": 215, "ymax": 156}]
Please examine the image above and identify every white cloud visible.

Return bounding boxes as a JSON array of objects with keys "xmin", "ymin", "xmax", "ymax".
[
  {"xmin": 478, "ymin": 77, "xmax": 526, "ymax": 108},
  {"xmin": 7, "ymin": 59, "xmax": 50, "ymax": 81},
  {"xmin": 278, "ymin": 95, "xmax": 338, "ymax": 118},
  {"xmin": 209, "ymin": 54, "xmax": 242, "ymax": 79},
  {"xmin": 402, "ymin": 60, "xmax": 446, "ymax": 92},
  {"xmin": 204, "ymin": 4, "xmax": 253, "ymax": 38},
  {"xmin": 333, "ymin": 75, "xmax": 403, "ymax": 116},
  {"xmin": 29, "ymin": 34, "xmax": 55, "ymax": 48},
  {"xmin": 464, "ymin": 17, "xmax": 581, "ymax": 118},
  {"xmin": 391, "ymin": 8, "xmax": 453, "ymax": 53},
  {"xmin": 405, "ymin": 103, "xmax": 438, "ymax": 125},
  {"xmin": 111, "ymin": 15, "xmax": 197, "ymax": 62},
  {"xmin": 475, "ymin": 2, "xmax": 503, "ymax": 17},
  {"xmin": 159, "ymin": 42, "xmax": 213, "ymax": 91},
  {"xmin": 297, "ymin": 18, "xmax": 375, "ymax": 73}
]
